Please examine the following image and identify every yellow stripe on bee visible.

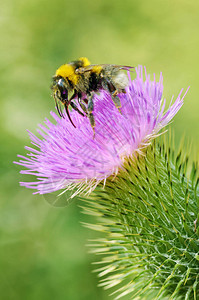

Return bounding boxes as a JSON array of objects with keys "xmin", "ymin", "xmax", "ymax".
[
  {"xmin": 55, "ymin": 64, "xmax": 78, "ymax": 84},
  {"xmin": 92, "ymin": 65, "xmax": 103, "ymax": 73},
  {"xmin": 78, "ymin": 57, "xmax": 90, "ymax": 66}
]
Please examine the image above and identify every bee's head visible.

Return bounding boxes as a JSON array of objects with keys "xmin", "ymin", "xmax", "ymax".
[
  {"xmin": 51, "ymin": 76, "xmax": 69, "ymax": 104},
  {"xmin": 51, "ymin": 76, "xmax": 73, "ymax": 120}
]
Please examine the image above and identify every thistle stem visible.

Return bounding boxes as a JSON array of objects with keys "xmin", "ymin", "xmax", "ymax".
[{"xmin": 81, "ymin": 138, "xmax": 199, "ymax": 299}]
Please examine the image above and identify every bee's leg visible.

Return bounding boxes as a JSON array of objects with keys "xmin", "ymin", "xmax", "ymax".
[
  {"xmin": 64, "ymin": 103, "xmax": 76, "ymax": 128},
  {"xmin": 111, "ymin": 92, "xmax": 122, "ymax": 113},
  {"xmin": 77, "ymin": 93, "xmax": 88, "ymax": 115},
  {"xmin": 87, "ymin": 93, "xmax": 95, "ymax": 137},
  {"xmin": 68, "ymin": 91, "xmax": 86, "ymax": 116},
  {"xmin": 70, "ymin": 101, "xmax": 84, "ymax": 117},
  {"xmin": 83, "ymin": 99, "xmax": 88, "ymax": 104},
  {"xmin": 79, "ymin": 102, "xmax": 88, "ymax": 115},
  {"xmin": 103, "ymin": 80, "xmax": 122, "ymax": 112}
]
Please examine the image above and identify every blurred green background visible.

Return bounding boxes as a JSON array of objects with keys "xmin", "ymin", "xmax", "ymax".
[{"xmin": 1, "ymin": 0, "xmax": 199, "ymax": 299}]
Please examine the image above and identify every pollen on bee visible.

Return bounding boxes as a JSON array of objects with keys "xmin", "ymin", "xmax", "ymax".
[
  {"xmin": 92, "ymin": 65, "xmax": 103, "ymax": 73},
  {"xmin": 55, "ymin": 64, "xmax": 78, "ymax": 84},
  {"xmin": 78, "ymin": 57, "xmax": 91, "ymax": 67}
]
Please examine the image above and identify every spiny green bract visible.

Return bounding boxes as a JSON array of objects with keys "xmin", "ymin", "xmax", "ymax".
[{"xmin": 81, "ymin": 139, "xmax": 199, "ymax": 300}]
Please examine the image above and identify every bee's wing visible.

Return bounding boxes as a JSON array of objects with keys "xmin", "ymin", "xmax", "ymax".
[
  {"xmin": 76, "ymin": 64, "xmax": 134, "ymax": 74},
  {"xmin": 75, "ymin": 65, "xmax": 99, "ymax": 74},
  {"xmin": 117, "ymin": 65, "xmax": 134, "ymax": 71}
]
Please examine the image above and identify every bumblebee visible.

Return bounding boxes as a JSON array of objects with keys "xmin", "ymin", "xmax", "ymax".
[{"xmin": 51, "ymin": 57, "xmax": 133, "ymax": 133}]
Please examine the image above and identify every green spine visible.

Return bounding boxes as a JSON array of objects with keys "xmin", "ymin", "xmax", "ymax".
[{"xmin": 81, "ymin": 138, "xmax": 199, "ymax": 300}]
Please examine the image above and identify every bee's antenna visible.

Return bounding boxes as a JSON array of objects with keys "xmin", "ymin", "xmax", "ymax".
[{"xmin": 64, "ymin": 104, "xmax": 76, "ymax": 128}]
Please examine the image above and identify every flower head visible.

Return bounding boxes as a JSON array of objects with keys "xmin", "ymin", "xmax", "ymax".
[{"xmin": 15, "ymin": 66, "xmax": 187, "ymax": 196}]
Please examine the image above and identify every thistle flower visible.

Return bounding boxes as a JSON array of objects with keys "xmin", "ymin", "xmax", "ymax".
[
  {"xmin": 15, "ymin": 66, "xmax": 198, "ymax": 299},
  {"xmin": 15, "ymin": 66, "xmax": 186, "ymax": 196}
]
